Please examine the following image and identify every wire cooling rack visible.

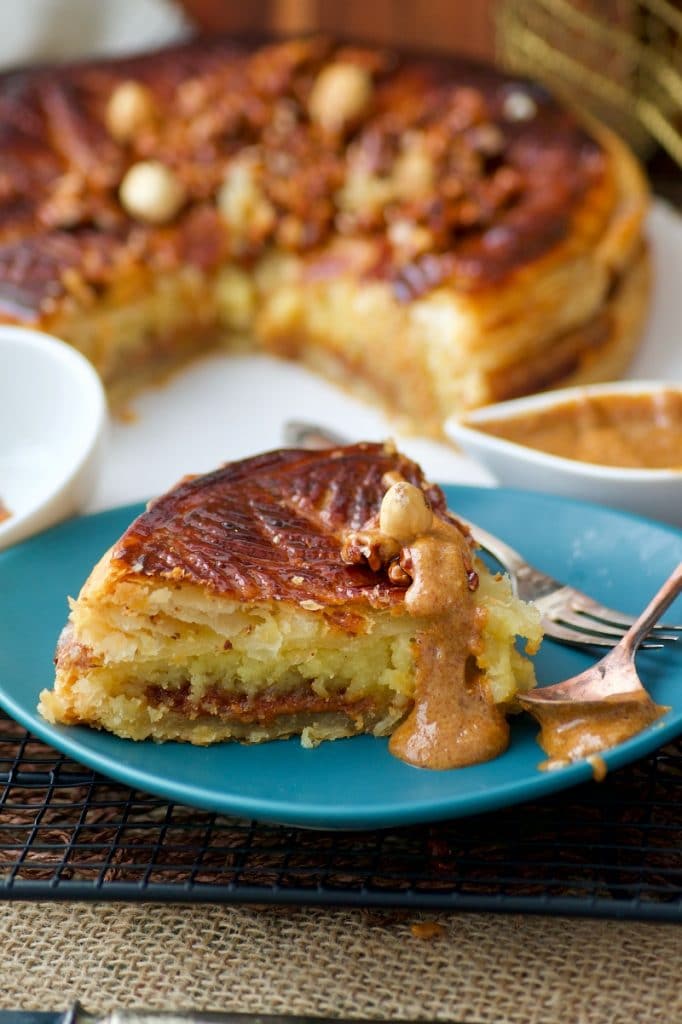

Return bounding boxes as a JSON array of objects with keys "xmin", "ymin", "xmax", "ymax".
[{"xmin": 0, "ymin": 711, "xmax": 680, "ymax": 921}]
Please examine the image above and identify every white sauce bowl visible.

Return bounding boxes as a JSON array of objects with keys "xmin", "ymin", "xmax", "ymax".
[
  {"xmin": 0, "ymin": 327, "xmax": 107, "ymax": 549},
  {"xmin": 445, "ymin": 381, "xmax": 682, "ymax": 528}
]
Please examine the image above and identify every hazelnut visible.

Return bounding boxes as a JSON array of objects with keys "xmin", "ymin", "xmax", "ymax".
[
  {"xmin": 105, "ymin": 80, "xmax": 157, "ymax": 143},
  {"xmin": 502, "ymin": 90, "xmax": 537, "ymax": 123},
  {"xmin": 380, "ymin": 482, "xmax": 433, "ymax": 543},
  {"xmin": 308, "ymin": 62, "xmax": 372, "ymax": 132},
  {"xmin": 119, "ymin": 160, "xmax": 186, "ymax": 224}
]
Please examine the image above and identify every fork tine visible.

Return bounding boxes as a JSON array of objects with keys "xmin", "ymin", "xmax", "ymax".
[
  {"xmin": 541, "ymin": 620, "xmax": 664, "ymax": 650},
  {"xmin": 553, "ymin": 615, "xmax": 625, "ymax": 640},
  {"xmin": 554, "ymin": 609, "xmax": 680, "ymax": 643},
  {"xmin": 570, "ymin": 600, "xmax": 682, "ymax": 634},
  {"xmin": 540, "ymin": 621, "xmax": 616, "ymax": 647}
]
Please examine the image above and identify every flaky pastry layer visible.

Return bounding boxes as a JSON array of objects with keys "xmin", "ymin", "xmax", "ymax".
[{"xmin": 40, "ymin": 558, "xmax": 540, "ymax": 745}]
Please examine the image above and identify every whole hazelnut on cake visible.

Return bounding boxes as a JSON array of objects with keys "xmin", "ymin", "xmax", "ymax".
[
  {"xmin": 308, "ymin": 62, "xmax": 373, "ymax": 132},
  {"xmin": 106, "ymin": 80, "xmax": 157, "ymax": 143},
  {"xmin": 380, "ymin": 482, "xmax": 433, "ymax": 543},
  {"xmin": 119, "ymin": 160, "xmax": 187, "ymax": 224}
]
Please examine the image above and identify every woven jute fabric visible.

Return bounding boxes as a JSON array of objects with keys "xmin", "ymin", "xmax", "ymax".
[{"xmin": 1, "ymin": 903, "xmax": 679, "ymax": 1023}]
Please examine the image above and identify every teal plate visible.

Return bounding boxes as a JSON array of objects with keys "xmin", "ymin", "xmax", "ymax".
[{"xmin": 0, "ymin": 486, "xmax": 681, "ymax": 830}]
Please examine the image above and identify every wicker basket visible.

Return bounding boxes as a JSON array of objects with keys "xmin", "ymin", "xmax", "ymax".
[{"xmin": 497, "ymin": 0, "xmax": 682, "ymax": 164}]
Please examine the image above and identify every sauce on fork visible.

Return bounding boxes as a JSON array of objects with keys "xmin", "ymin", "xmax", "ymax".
[{"xmin": 532, "ymin": 692, "xmax": 666, "ymax": 775}]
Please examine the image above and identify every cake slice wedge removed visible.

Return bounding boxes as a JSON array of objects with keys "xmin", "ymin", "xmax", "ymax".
[{"xmin": 39, "ymin": 442, "xmax": 542, "ymax": 769}]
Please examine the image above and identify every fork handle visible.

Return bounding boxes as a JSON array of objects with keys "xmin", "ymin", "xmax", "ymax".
[
  {"xmin": 622, "ymin": 563, "xmax": 682, "ymax": 656},
  {"xmin": 283, "ymin": 421, "xmax": 347, "ymax": 449},
  {"xmin": 453, "ymin": 516, "xmax": 525, "ymax": 577}
]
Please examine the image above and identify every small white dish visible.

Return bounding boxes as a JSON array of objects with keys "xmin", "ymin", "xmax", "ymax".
[
  {"xmin": 445, "ymin": 381, "xmax": 682, "ymax": 528},
  {"xmin": 0, "ymin": 327, "xmax": 107, "ymax": 550}
]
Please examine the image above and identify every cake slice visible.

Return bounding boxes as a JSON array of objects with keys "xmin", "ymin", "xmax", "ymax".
[{"xmin": 39, "ymin": 443, "xmax": 542, "ymax": 769}]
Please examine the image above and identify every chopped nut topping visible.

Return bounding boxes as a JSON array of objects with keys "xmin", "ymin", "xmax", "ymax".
[
  {"xmin": 106, "ymin": 80, "xmax": 157, "ymax": 143},
  {"xmin": 388, "ymin": 219, "xmax": 434, "ymax": 258},
  {"xmin": 308, "ymin": 62, "xmax": 372, "ymax": 132},
  {"xmin": 60, "ymin": 266, "xmax": 96, "ymax": 306},
  {"xmin": 388, "ymin": 561, "xmax": 412, "ymax": 585},
  {"xmin": 276, "ymin": 214, "xmax": 307, "ymax": 250},
  {"xmin": 177, "ymin": 76, "xmax": 212, "ymax": 116},
  {"xmin": 381, "ymin": 469, "xmax": 404, "ymax": 489},
  {"xmin": 119, "ymin": 160, "xmax": 186, "ymax": 224},
  {"xmin": 217, "ymin": 159, "xmax": 276, "ymax": 252},
  {"xmin": 341, "ymin": 528, "xmax": 401, "ymax": 573},
  {"xmin": 335, "ymin": 167, "xmax": 394, "ymax": 221},
  {"xmin": 380, "ymin": 482, "xmax": 433, "ymax": 543},
  {"xmin": 40, "ymin": 172, "xmax": 91, "ymax": 230},
  {"xmin": 468, "ymin": 123, "xmax": 505, "ymax": 157}
]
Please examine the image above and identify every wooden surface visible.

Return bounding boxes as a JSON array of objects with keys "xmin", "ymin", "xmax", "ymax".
[{"xmin": 179, "ymin": 0, "xmax": 496, "ymax": 59}]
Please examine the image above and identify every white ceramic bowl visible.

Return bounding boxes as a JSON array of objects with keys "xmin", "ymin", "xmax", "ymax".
[
  {"xmin": 445, "ymin": 381, "xmax": 682, "ymax": 527},
  {"xmin": 0, "ymin": 327, "xmax": 107, "ymax": 550}
]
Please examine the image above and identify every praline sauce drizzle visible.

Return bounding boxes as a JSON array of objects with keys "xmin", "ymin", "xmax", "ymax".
[
  {"xmin": 531, "ymin": 692, "xmax": 666, "ymax": 777},
  {"xmin": 388, "ymin": 516, "xmax": 508, "ymax": 770}
]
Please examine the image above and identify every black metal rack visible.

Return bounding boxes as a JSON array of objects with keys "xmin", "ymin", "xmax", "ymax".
[{"xmin": 1, "ymin": 712, "xmax": 680, "ymax": 920}]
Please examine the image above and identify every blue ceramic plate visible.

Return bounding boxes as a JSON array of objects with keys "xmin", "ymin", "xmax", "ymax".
[{"xmin": 0, "ymin": 486, "xmax": 681, "ymax": 829}]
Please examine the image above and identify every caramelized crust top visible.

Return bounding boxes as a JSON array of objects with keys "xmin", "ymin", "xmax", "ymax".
[
  {"xmin": 111, "ymin": 443, "xmax": 455, "ymax": 607},
  {"xmin": 0, "ymin": 35, "xmax": 606, "ymax": 318}
]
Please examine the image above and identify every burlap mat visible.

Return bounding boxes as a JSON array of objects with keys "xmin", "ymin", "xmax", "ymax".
[{"xmin": 1, "ymin": 903, "xmax": 679, "ymax": 1023}]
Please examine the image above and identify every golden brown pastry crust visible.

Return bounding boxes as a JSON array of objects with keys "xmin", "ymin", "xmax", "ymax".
[
  {"xmin": 109, "ymin": 442, "xmax": 455, "ymax": 607},
  {"xmin": 484, "ymin": 243, "xmax": 650, "ymax": 403}
]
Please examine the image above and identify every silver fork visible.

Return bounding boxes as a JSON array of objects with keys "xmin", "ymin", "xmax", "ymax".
[
  {"xmin": 459, "ymin": 515, "xmax": 681, "ymax": 649},
  {"xmin": 283, "ymin": 420, "xmax": 682, "ymax": 650}
]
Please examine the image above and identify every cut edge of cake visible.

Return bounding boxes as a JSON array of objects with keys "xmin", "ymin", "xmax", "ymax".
[
  {"xmin": 39, "ymin": 443, "xmax": 543, "ymax": 767},
  {"xmin": 40, "ymin": 554, "xmax": 541, "ymax": 748}
]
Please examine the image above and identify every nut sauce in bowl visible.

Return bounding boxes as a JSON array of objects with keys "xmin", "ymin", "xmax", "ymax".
[{"xmin": 446, "ymin": 382, "xmax": 682, "ymax": 526}]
